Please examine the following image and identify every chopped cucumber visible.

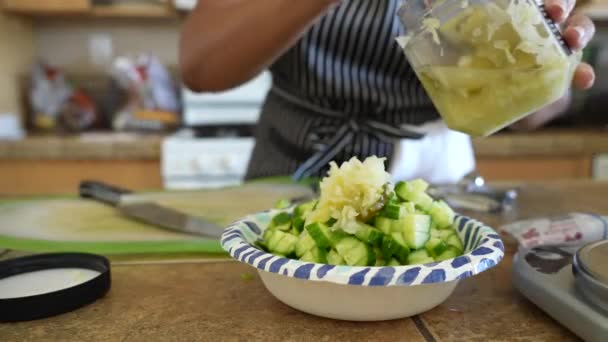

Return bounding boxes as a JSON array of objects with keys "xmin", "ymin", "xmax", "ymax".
[
  {"xmin": 445, "ymin": 233, "xmax": 464, "ymax": 252},
  {"xmin": 300, "ymin": 247, "xmax": 328, "ymax": 263},
  {"xmin": 379, "ymin": 203, "xmax": 405, "ymax": 220},
  {"xmin": 295, "ymin": 230, "xmax": 317, "ymax": 258},
  {"xmin": 425, "ymin": 237, "xmax": 448, "ymax": 257},
  {"xmin": 395, "ymin": 180, "xmax": 434, "ymax": 211},
  {"xmin": 274, "ymin": 199, "xmax": 292, "ymax": 209},
  {"xmin": 275, "ymin": 223, "xmax": 291, "ymax": 232},
  {"xmin": 387, "ymin": 258, "xmax": 401, "ymax": 267},
  {"xmin": 380, "ymin": 233, "xmax": 410, "ymax": 264},
  {"xmin": 428, "ymin": 200, "xmax": 455, "ymax": 229},
  {"xmin": 435, "ymin": 246, "xmax": 462, "ymax": 262},
  {"xmin": 335, "ymin": 237, "xmax": 376, "ymax": 266},
  {"xmin": 375, "ymin": 216, "xmax": 393, "ymax": 234},
  {"xmin": 305, "ymin": 222, "xmax": 333, "ymax": 249},
  {"xmin": 269, "ymin": 212, "xmax": 292, "ymax": 228},
  {"xmin": 294, "ymin": 200, "xmax": 316, "ymax": 218},
  {"xmin": 255, "ymin": 240, "xmax": 269, "ymax": 252},
  {"xmin": 390, "ymin": 233, "xmax": 410, "ymax": 264},
  {"xmin": 354, "ymin": 224, "xmax": 384, "ymax": 246},
  {"xmin": 327, "ymin": 249, "xmax": 345, "ymax": 265},
  {"xmin": 292, "ymin": 216, "xmax": 306, "ymax": 234},
  {"xmin": 400, "ymin": 202, "xmax": 416, "ymax": 214},
  {"xmin": 267, "ymin": 230, "xmax": 298, "ymax": 256},
  {"xmin": 407, "ymin": 249, "xmax": 435, "ymax": 265},
  {"xmin": 392, "ymin": 214, "xmax": 431, "ymax": 249}
]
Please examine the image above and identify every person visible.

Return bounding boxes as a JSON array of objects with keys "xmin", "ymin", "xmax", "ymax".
[{"xmin": 180, "ymin": 0, "xmax": 596, "ymax": 184}]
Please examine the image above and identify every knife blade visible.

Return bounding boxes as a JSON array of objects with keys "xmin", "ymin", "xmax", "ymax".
[{"xmin": 79, "ymin": 180, "xmax": 223, "ymax": 239}]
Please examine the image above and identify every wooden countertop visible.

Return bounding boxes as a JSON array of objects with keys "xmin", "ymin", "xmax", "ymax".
[
  {"xmin": 0, "ymin": 133, "xmax": 163, "ymax": 160},
  {"xmin": 1, "ymin": 180, "xmax": 606, "ymax": 341},
  {"xmin": 0, "ymin": 128, "xmax": 607, "ymax": 160}
]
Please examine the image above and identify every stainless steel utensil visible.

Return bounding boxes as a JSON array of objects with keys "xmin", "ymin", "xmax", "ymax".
[{"xmin": 79, "ymin": 181, "xmax": 224, "ymax": 239}]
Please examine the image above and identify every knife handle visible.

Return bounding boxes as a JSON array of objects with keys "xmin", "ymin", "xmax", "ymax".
[{"xmin": 79, "ymin": 181, "xmax": 133, "ymax": 206}]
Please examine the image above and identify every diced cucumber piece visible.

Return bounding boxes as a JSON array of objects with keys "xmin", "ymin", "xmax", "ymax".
[
  {"xmin": 267, "ymin": 230, "xmax": 298, "ymax": 256},
  {"xmin": 295, "ymin": 230, "xmax": 317, "ymax": 258},
  {"xmin": 392, "ymin": 214, "xmax": 431, "ymax": 249},
  {"xmin": 445, "ymin": 233, "xmax": 464, "ymax": 252},
  {"xmin": 263, "ymin": 227, "xmax": 274, "ymax": 242},
  {"xmin": 300, "ymin": 247, "xmax": 328, "ymax": 263},
  {"xmin": 354, "ymin": 224, "xmax": 384, "ymax": 246},
  {"xmin": 407, "ymin": 249, "xmax": 435, "ymax": 265},
  {"xmin": 274, "ymin": 199, "xmax": 291, "ymax": 209},
  {"xmin": 275, "ymin": 223, "xmax": 291, "ymax": 232},
  {"xmin": 294, "ymin": 200, "xmax": 316, "ymax": 218},
  {"xmin": 395, "ymin": 180, "xmax": 433, "ymax": 211},
  {"xmin": 255, "ymin": 240, "xmax": 269, "ymax": 252},
  {"xmin": 292, "ymin": 216, "xmax": 306, "ymax": 234},
  {"xmin": 380, "ymin": 234, "xmax": 410, "ymax": 264},
  {"xmin": 390, "ymin": 233, "xmax": 410, "ymax": 264},
  {"xmin": 269, "ymin": 212, "xmax": 291, "ymax": 228},
  {"xmin": 400, "ymin": 202, "xmax": 416, "ymax": 214},
  {"xmin": 428, "ymin": 200, "xmax": 455, "ymax": 229},
  {"xmin": 374, "ymin": 247, "xmax": 385, "ymax": 266},
  {"xmin": 305, "ymin": 222, "xmax": 333, "ymax": 249},
  {"xmin": 375, "ymin": 216, "xmax": 393, "ymax": 234},
  {"xmin": 327, "ymin": 249, "xmax": 345, "ymax": 265},
  {"xmin": 290, "ymin": 226, "xmax": 301, "ymax": 236},
  {"xmin": 335, "ymin": 237, "xmax": 376, "ymax": 266},
  {"xmin": 379, "ymin": 203, "xmax": 405, "ymax": 220},
  {"xmin": 387, "ymin": 258, "xmax": 401, "ymax": 267},
  {"xmin": 425, "ymin": 237, "xmax": 448, "ymax": 257},
  {"xmin": 435, "ymin": 246, "xmax": 462, "ymax": 262}
]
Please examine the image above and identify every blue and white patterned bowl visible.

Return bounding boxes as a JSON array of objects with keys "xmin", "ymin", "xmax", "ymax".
[{"xmin": 222, "ymin": 209, "xmax": 504, "ymax": 321}]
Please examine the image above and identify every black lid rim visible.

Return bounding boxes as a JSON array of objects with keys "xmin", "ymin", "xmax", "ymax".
[{"xmin": 0, "ymin": 252, "xmax": 111, "ymax": 323}]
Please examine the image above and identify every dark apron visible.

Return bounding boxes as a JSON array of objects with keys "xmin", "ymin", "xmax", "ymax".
[{"xmin": 244, "ymin": 87, "xmax": 424, "ymax": 181}]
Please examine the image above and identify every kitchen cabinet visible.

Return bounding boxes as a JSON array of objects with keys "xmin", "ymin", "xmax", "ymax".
[
  {"xmin": 2, "ymin": 0, "xmax": 91, "ymax": 15},
  {"xmin": 0, "ymin": 129, "xmax": 606, "ymax": 196},
  {"xmin": 2, "ymin": 0, "xmax": 177, "ymax": 19}
]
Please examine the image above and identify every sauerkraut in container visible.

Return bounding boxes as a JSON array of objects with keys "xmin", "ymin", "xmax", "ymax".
[{"xmin": 397, "ymin": 0, "xmax": 582, "ymax": 136}]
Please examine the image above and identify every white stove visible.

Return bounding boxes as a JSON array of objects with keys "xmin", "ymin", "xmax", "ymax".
[
  {"xmin": 162, "ymin": 130, "xmax": 254, "ymax": 190},
  {"xmin": 162, "ymin": 71, "xmax": 270, "ymax": 190}
]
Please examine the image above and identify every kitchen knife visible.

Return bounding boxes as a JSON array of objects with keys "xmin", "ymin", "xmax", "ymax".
[{"xmin": 78, "ymin": 181, "xmax": 224, "ymax": 239}]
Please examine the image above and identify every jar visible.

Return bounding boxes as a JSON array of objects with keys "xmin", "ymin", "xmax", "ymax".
[{"xmin": 397, "ymin": 0, "xmax": 582, "ymax": 136}]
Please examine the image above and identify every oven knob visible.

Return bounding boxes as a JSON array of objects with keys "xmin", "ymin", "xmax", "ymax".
[{"xmin": 220, "ymin": 156, "xmax": 236, "ymax": 172}]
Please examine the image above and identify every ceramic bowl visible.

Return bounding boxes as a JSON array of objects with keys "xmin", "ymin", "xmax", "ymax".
[{"xmin": 221, "ymin": 209, "xmax": 504, "ymax": 321}]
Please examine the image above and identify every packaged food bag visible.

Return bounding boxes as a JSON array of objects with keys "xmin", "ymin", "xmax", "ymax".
[{"xmin": 500, "ymin": 213, "xmax": 608, "ymax": 248}]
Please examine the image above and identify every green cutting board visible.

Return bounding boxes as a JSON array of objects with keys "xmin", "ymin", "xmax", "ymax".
[{"xmin": 0, "ymin": 182, "xmax": 314, "ymax": 256}]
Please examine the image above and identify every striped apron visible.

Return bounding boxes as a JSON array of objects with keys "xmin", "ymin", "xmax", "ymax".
[{"xmin": 245, "ymin": 0, "xmax": 475, "ymax": 183}]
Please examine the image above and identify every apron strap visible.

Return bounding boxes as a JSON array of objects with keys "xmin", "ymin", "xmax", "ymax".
[{"xmin": 270, "ymin": 86, "xmax": 426, "ymax": 181}]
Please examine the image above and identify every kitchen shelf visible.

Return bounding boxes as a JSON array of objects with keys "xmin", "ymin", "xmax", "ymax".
[
  {"xmin": 2, "ymin": 0, "xmax": 177, "ymax": 19},
  {"xmin": 91, "ymin": 4, "xmax": 176, "ymax": 18}
]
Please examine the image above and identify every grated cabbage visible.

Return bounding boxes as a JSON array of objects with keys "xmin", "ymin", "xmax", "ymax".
[{"xmin": 306, "ymin": 156, "xmax": 391, "ymax": 235}]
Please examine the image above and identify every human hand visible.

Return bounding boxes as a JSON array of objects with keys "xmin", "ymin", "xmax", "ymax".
[{"xmin": 510, "ymin": 0, "xmax": 595, "ymax": 131}]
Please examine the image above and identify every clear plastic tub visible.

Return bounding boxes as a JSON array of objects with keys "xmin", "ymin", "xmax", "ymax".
[{"xmin": 397, "ymin": 0, "xmax": 582, "ymax": 136}]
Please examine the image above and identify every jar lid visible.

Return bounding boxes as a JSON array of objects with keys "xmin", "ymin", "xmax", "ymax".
[
  {"xmin": 575, "ymin": 240, "xmax": 608, "ymax": 284},
  {"xmin": 0, "ymin": 253, "xmax": 111, "ymax": 322}
]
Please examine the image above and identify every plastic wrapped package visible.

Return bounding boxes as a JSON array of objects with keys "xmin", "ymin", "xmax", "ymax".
[{"xmin": 107, "ymin": 54, "xmax": 181, "ymax": 132}]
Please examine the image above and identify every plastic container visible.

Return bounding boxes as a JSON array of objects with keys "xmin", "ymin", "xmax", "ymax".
[{"xmin": 397, "ymin": 0, "xmax": 582, "ymax": 136}]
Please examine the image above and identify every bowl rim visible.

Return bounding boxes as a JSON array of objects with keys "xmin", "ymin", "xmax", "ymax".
[{"xmin": 221, "ymin": 209, "xmax": 505, "ymax": 287}]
